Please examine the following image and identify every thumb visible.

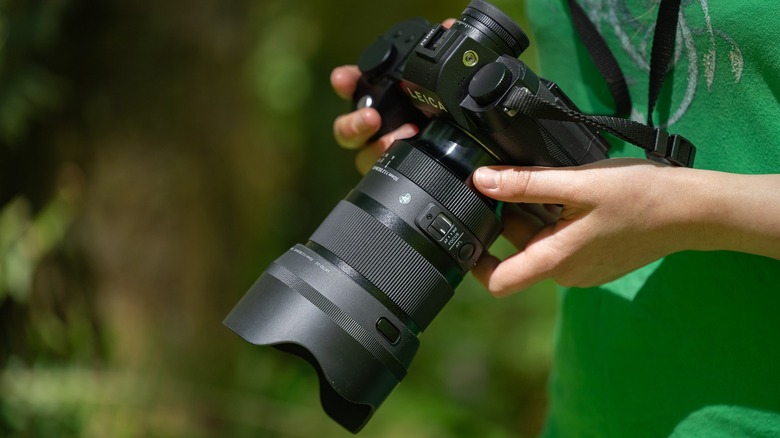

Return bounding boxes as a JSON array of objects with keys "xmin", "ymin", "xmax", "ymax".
[{"xmin": 473, "ymin": 166, "xmax": 584, "ymax": 205}]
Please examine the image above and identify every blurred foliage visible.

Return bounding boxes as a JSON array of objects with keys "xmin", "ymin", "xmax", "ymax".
[
  {"xmin": 0, "ymin": 0, "xmax": 67, "ymax": 146},
  {"xmin": 0, "ymin": 0, "xmax": 555, "ymax": 437}
]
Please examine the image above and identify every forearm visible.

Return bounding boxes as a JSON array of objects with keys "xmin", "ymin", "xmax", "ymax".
[
  {"xmin": 470, "ymin": 161, "xmax": 779, "ymax": 294},
  {"xmin": 667, "ymin": 167, "xmax": 780, "ymax": 260}
]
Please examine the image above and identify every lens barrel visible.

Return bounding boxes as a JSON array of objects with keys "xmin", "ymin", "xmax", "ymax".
[
  {"xmin": 224, "ymin": 120, "xmax": 502, "ymax": 432},
  {"xmin": 224, "ymin": 0, "xmax": 535, "ymax": 431}
]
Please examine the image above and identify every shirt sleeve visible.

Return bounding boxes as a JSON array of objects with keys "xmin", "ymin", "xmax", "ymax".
[{"xmin": 669, "ymin": 405, "xmax": 780, "ymax": 438}]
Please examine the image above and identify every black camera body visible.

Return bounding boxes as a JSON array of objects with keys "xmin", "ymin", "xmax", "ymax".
[
  {"xmin": 354, "ymin": 0, "xmax": 610, "ymax": 167},
  {"xmin": 224, "ymin": 0, "xmax": 611, "ymax": 433}
]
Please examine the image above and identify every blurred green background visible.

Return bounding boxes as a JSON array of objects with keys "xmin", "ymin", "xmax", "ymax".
[{"xmin": 0, "ymin": 0, "xmax": 557, "ymax": 436}]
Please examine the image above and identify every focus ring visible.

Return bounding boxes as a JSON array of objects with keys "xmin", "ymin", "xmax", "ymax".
[{"xmin": 310, "ymin": 201, "xmax": 452, "ymax": 330}]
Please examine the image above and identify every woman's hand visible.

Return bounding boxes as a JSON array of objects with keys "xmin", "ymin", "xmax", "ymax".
[
  {"xmin": 470, "ymin": 159, "xmax": 780, "ymax": 296},
  {"xmin": 329, "ymin": 28, "xmax": 780, "ymax": 299},
  {"xmin": 329, "ymin": 20, "xmax": 455, "ymax": 173},
  {"xmin": 330, "ymin": 65, "xmax": 419, "ymax": 174}
]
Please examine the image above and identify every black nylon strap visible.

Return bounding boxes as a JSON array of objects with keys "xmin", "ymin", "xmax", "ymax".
[
  {"xmin": 647, "ymin": 0, "xmax": 682, "ymax": 126},
  {"xmin": 504, "ymin": 86, "xmax": 695, "ymax": 167},
  {"xmin": 567, "ymin": 0, "xmax": 632, "ymax": 118},
  {"xmin": 568, "ymin": 0, "xmax": 682, "ymax": 125},
  {"xmin": 563, "ymin": 0, "xmax": 693, "ymax": 165}
]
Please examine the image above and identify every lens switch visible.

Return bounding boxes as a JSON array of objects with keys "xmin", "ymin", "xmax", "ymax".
[
  {"xmin": 376, "ymin": 317, "xmax": 400, "ymax": 344},
  {"xmin": 428, "ymin": 214, "xmax": 453, "ymax": 240}
]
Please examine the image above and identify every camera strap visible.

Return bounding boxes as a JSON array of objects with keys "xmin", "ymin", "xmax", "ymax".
[
  {"xmin": 526, "ymin": 0, "xmax": 693, "ymax": 166},
  {"xmin": 566, "ymin": 0, "xmax": 632, "ymax": 118},
  {"xmin": 503, "ymin": 85, "xmax": 695, "ymax": 167},
  {"xmin": 566, "ymin": 0, "xmax": 682, "ymax": 126}
]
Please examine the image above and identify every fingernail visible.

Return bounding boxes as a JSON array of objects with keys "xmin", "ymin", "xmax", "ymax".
[{"xmin": 475, "ymin": 168, "xmax": 499, "ymax": 190}]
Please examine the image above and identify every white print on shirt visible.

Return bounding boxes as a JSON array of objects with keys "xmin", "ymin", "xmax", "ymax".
[{"xmin": 578, "ymin": 0, "xmax": 744, "ymax": 128}]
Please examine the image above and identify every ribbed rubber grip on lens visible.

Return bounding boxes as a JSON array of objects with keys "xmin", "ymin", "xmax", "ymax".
[
  {"xmin": 310, "ymin": 201, "xmax": 453, "ymax": 330},
  {"xmin": 392, "ymin": 147, "xmax": 500, "ymax": 247}
]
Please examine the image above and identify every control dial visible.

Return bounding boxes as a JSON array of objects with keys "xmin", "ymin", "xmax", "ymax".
[{"xmin": 468, "ymin": 61, "xmax": 513, "ymax": 106}]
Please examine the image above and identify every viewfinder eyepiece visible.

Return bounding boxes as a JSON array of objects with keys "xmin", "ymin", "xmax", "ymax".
[{"xmin": 457, "ymin": 0, "xmax": 530, "ymax": 57}]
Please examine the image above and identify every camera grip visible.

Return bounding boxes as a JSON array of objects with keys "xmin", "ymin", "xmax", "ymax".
[
  {"xmin": 353, "ymin": 78, "xmax": 428, "ymax": 142},
  {"xmin": 351, "ymin": 18, "xmax": 432, "ymax": 142}
]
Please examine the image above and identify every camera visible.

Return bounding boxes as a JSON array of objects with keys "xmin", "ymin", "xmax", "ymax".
[{"xmin": 224, "ymin": 0, "xmax": 611, "ymax": 433}]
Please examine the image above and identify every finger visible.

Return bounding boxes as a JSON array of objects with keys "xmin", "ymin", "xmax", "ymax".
[
  {"xmin": 500, "ymin": 203, "xmax": 547, "ymax": 250},
  {"xmin": 442, "ymin": 18, "xmax": 456, "ymax": 28},
  {"xmin": 475, "ymin": 232, "xmax": 558, "ymax": 297},
  {"xmin": 330, "ymin": 65, "xmax": 362, "ymax": 100},
  {"xmin": 473, "ymin": 166, "xmax": 587, "ymax": 205},
  {"xmin": 544, "ymin": 203, "xmax": 563, "ymax": 218},
  {"xmin": 516, "ymin": 203, "xmax": 560, "ymax": 226},
  {"xmin": 471, "ymin": 251, "xmax": 501, "ymax": 293},
  {"xmin": 355, "ymin": 123, "xmax": 418, "ymax": 173},
  {"xmin": 356, "ymin": 145, "xmax": 381, "ymax": 174},
  {"xmin": 333, "ymin": 108, "xmax": 382, "ymax": 149}
]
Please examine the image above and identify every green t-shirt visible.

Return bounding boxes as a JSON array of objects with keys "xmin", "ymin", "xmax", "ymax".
[{"xmin": 524, "ymin": 1, "xmax": 780, "ymax": 436}]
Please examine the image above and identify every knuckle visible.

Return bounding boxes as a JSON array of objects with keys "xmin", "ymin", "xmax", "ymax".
[{"xmin": 333, "ymin": 115, "xmax": 348, "ymax": 137}]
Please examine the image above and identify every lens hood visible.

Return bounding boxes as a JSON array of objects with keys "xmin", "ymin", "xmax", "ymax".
[{"xmin": 224, "ymin": 245, "xmax": 420, "ymax": 433}]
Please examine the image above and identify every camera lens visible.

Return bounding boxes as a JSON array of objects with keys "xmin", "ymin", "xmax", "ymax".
[
  {"xmin": 456, "ymin": 0, "xmax": 530, "ymax": 57},
  {"xmin": 224, "ymin": 119, "xmax": 502, "ymax": 432}
]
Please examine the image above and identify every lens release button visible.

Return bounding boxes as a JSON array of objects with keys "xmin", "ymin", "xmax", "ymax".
[{"xmin": 376, "ymin": 317, "xmax": 401, "ymax": 344}]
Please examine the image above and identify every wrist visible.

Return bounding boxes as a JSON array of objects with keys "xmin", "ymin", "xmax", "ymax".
[{"xmin": 661, "ymin": 167, "xmax": 780, "ymax": 259}]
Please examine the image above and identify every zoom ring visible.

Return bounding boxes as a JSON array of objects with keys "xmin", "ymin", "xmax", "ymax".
[{"xmin": 310, "ymin": 201, "xmax": 452, "ymax": 330}]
